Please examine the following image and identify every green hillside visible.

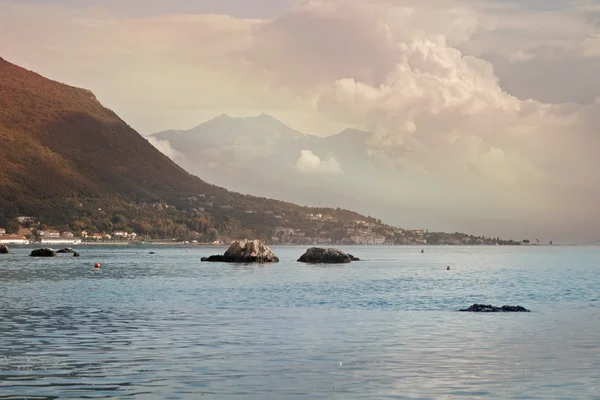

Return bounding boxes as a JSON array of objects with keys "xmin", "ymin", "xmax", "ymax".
[{"xmin": 0, "ymin": 57, "xmax": 382, "ymax": 241}]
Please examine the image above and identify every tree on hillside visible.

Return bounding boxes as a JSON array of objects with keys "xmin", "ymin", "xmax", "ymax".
[
  {"xmin": 5, "ymin": 218, "xmax": 20, "ymax": 234},
  {"xmin": 207, "ymin": 228, "xmax": 219, "ymax": 242}
]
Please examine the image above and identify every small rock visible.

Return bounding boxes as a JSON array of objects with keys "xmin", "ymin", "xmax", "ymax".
[
  {"xmin": 459, "ymin": 304, "xmax": 530, "ymax": 312},
  {"xmin": 202, "ymin": 240, "xmax": 279, "ymax": 263},
  {"xmin": 30, "ymin": 248, "xmax": 57, "ymax": 257},
  {"xmin": 297, "ymin": 247, "xmax": 360, "ymax": 264},
  {"xmin": 73, "ymin": 252, "xmax": 80, "ymax": 257},
  {"xmin": 0, "ymin": 245, "xmax": 9, "ymax": 254},
  {"xmin": 57, "ymin": 248, "xmax": 75, "ymax": 254}
]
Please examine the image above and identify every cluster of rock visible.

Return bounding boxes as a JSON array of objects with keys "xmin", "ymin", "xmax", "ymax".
[
  {"xmin": 202, "ymin": 240, "xmax": 360, "ymax": 265},
  {"xmin": 459, "ymin": 304, "xmax": 530, "ymax": 312},
  {"xmin": 5, "ymin": 240, "xmax": 534, "ymax": 315},
  {"xmin": 297, "ymin": 247, "xmax": 359, "ymax": 264},
  {"xmin": 29, "ymin": 248, "xmax": 80, "ymax": 257}
]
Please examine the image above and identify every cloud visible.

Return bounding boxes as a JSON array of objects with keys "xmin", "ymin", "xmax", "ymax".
[
  {"xmin": 295, "ymin": 150, "xmax": 343, "ymax": 175},
  {"xmin": 147, "ymin": 137, "xmax": 185, "ymax": 163}
]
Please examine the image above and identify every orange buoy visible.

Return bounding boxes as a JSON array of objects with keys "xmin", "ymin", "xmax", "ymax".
[{"xmin": 94, "ymin": 263, "xmax": 101, "ymax": 269}]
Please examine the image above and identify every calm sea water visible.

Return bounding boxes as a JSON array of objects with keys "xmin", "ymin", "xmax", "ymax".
[{"xmin": 1, "ymin": 245, "xmax": 599, "ymax": 399}]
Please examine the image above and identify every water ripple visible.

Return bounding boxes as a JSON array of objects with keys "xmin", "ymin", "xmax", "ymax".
[{"xmin": 1, "ymin": 245, "xmax": 600, "ymax": 398}]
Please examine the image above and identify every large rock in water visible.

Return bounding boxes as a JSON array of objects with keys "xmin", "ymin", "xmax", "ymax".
[
  {"xmin": 30, "ymin": 248, "xmax": 57, "ymax": 257},
  {"xmin": 201, "ymin": 240, "xmax": 279, "ymax": 263},
  {"xmin": 0, "ymin": 245, "xmax": 9, "ymax": 254},
  {"xmin": 57, "ymin": 247, "xmax": 75, "ymax": 254},
  {"xmin": 460, "ymin": 304, "xmax": 530, "ymax": 312},
  {"xmin": 297, "ymin": 247, "xmax": 360, "ymax": 264}
]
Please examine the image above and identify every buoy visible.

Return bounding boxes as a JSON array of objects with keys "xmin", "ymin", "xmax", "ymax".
[
  {"xmin": 421, "ymin": 249, "xmax": 424, "ymax": 253},
  {"xmin": 94, "ymin": 262, "xmax": 101, "ymax": 269}
]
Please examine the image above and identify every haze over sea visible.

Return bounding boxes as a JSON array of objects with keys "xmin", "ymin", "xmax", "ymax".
[{"xmin": 1, "ymin": 245, "xmax": 599, "ymax": 399}]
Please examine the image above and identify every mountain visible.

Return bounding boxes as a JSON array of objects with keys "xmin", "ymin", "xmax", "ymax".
[
  {"xmin": 0, "ymin": 57, "xmax": 388, "ymax": 240},
  {"xmin": 151, "ymin": 115, "xmax": 378, "ymax": 208},
  {"xmin": 0, "ymin": 56, "xmax": 221, "ymax": 218}
]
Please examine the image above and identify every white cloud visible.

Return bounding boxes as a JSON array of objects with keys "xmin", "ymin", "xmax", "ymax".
[
  {"xmin": 295, "ymin": 150, "xmax": 343, "ymax": 175},
  {"xmin": 147, "ymin": 137, "xmax": 185, "ymax": 163}
]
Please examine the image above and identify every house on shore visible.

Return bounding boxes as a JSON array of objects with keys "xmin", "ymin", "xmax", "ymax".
[{"xmin": 0, "ymin": 235, "xmax": 30, "ymax": 244}]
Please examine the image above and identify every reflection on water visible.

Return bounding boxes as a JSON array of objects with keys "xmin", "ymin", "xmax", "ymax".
[{"xmin": 1, "ymin": 245, "xmax": 600, "ymax": 398}]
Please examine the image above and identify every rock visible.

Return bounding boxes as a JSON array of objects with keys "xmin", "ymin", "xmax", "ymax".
[
  {"xmin": 297, "ymin": 247, "xmax": 360, "ymax": 264},
  {"xmin": 202, "ymin": 240, "xmax": 279, "ymax": 263},
  {"xmin": 0, "ymin": 245, "xmax": 8, "ymax": 254},
  {"xmin": 57, "ymin": 247, "xmax": 75, "ymax": 254},
  {"xmin": 30, "ymin": 248, "xmax": 57, "ymax": 257},
  {"xmin": 73, "ymin": 252, "xmax": 80, "ymax": 257},
  {"xmin": 459, "ymin": 304, "xmax": 530, "ymax": 312}
]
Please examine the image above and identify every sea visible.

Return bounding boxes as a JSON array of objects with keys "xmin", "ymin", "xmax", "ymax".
[{"xmin": 1, "ymin": 245, "xmax": 599, "ymax": 399}]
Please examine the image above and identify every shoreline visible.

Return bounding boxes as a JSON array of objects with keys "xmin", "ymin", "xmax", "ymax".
[{"xmin": 5, "ymin": 242, "xmax": 582, "ymax": 247}]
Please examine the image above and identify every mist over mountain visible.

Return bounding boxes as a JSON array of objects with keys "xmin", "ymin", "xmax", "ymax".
[
  {"xmin": 149, "ymin": 115, "xmax": 489, "ymax": 236},
  {"xmin": 150, "ymin": 114, "xmax": 394, "ymax": 219},
  {"xmin": 149, "ymin": 112, "xmax": 597, "ymax": 243}
]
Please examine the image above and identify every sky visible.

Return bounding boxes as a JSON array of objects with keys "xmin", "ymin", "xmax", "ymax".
[{"xmin": 1, "ymin": 0, "xmax": 599, "ymax": 242}]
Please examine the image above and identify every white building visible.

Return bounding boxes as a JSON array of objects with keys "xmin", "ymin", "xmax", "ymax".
[
  {"xmin": 41, "ymin": 238, "xmax": 82, "ymax": 245},
  {"xmin": 39, "ymin": 230, "xmax": 60, "ymax": 238},
  {"xmin": 275, "ymin": 227, "xmax": 295, "ymax": 236},
  {"xmin": 350, "ymin": 235, "xmax": 387, "ymax": 245},
  {"xmin": 0, "ymin": 228, "xmax": 5, "ymax": 235},
  {"xmin": 0, "ymin": 235, "xmax": 29, "ymax": 244}
]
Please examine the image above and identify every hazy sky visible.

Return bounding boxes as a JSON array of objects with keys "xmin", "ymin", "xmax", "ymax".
[
  {"xmin": 19, "ymin": 0, "xmax": 295, "ymax": 18},
  {"xmin": 1, "ymin": 0, "xmax": 599, "ymax": 241}
]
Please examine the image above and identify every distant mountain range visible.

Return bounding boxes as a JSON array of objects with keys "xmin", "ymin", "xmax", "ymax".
[{"xmin": 150, "ymin": 114, "xmax": 387, "ymax": 209}]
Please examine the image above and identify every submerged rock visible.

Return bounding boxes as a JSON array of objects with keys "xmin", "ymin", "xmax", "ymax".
[
  {"xmin": 460, "ymin": 304, "xmax": 530, "ymax": 312},
  {"xmin": 297, "ymin": 247, "xmax": 360, "ymax": 264},
  {"xmin": 0, "ymin": 245, "xmax": 8, "ymax": 254},
  {"xmin": 30, "ymin": 248, "xmax": 57, "ymax": 257},
  {"xmin": 202, "ymin": 240, "xmax": 279, "ymax": 263},
  {"xmin": 57, "ymin": 248, "xmax": 75, "ymax": 254}
]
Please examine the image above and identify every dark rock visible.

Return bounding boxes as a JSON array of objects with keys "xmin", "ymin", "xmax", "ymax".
[
  {"xmin": 149, "ymin": 251, "xmax": 156, "ymax": 254},
  {"xmin": 73, "ymin": 252, "xmax": 80, "ymax": 257},
  {"xmin": 202, "ymin": 240, "xmax": 279, "ymax": 263},
  {"xmin": 30, "ymin": 248, "xmax": 57, "ymax": 257},
  {"xmin": 57, "ymin": 247, "xmax": 75, "ymax": 254},
  {"xmin": 297, "ymin": 247, "xmax": 360, "ymax": 264},
  {"xmin": 459, "ymin": 304, "xmax": 530, "ymax": 312},
  {"xmin": 0, "ymin": 245, "xmax": 8, "ymax": 254},
  {"xmin": 202, "ymin": 255, "xmax": 225, "ymax": 262}
]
